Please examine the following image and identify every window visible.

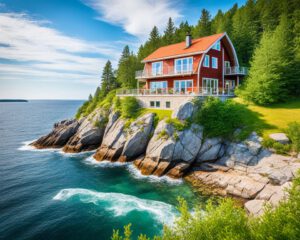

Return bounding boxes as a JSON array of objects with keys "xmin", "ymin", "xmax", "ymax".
[
  {"xmin": 175, "ymin": 57, "xmax": 193, "ymax": 73},
  {"xmin": 150, "ymin": 81, "xmax": 167, "ymax": 93},
  {"xmin": 166, "ymin": 101, "xmax": 171, "ymax": 108},
  {"xmin": 174, "ymin": 80, "xmax": 193, "ymax": 94},
  {"xmin": 152, "ymin": 62, "xmax": 162, "ymax": 76},
  {"xmin": 212, "ymin": 57, "xmax": 218, "ymax": 69},
  {"xmin": 203, "ymin": 55, "xmax": 210, "ymax": 67},
  {"xmin": 155, "ymin": 101, "xmax": 160, "ymax": 107},
  {"xmin": 224, "ymin": 61, "xmax": 230, "ymax": 68},
  {"xmin": 212, "ymin": 41, "xmax": 221, "ymax": 51},
  {"xmin": 150, "ymin": 101, "xmax": 155, "ymax": 107}
]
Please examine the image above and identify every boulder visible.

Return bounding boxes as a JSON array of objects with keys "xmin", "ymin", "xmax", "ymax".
[
  {"xmin": 269, "ymin": 133, "xmax": 290, "ymax": 144},
  {"xmin": 245, "ymin": 200, "xmax": 266, "ymax": 216},
  {"xmin": 172, "ymin": 101, "xmax": 194, "ymax": 120},
  {"xmin": 121, "ymin": 113, "xmax": 155, "ymax": 161},
  {"xmin": 167, "ymin": 162, "xmax": 190, "ymax": 178},
  {"xmin": 32, "ymin": 119, "xmax": 79, "ymax": 149},
  {"xmin": 63, "ymin": 109, "xmax": 107, "ymax": 153},
  {"xmin": 196, "ymin": 138, "xmax": 223, "ymax": 163}
]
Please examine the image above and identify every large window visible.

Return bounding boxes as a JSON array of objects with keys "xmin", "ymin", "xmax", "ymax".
[
  {"xmin": 175, "ymin": 57, "xmax": 193, "ymax": 73},
  {"xmin": 203, "ymin": 78, "xmax": 218, "ymax": 95},
  {"xmin": 203, "ymin": 55, "xmax": 210, "ymax": 67},
  {"xmin": 152, "ymin": 62, "xmax": 162, "ymax": 76},
  {"xmin": 212, "ymin": 57, "xmax": 218, "ymax": 69},
  {"xmin": 212, "ymin": 41, "xmax": 221, "ymax": 51},
  {"xmin": 174, "ymin": 80, "xmax": 193, "ymax": 94},
  {"xmin": 150, "ymin": 81, "xmax": 167, "ymax": 93}
]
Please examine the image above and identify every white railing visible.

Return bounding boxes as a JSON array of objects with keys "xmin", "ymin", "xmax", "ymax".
[
  {"xmin": 225, "ymin": 66, "xmax": 248, "ymax": 75},
  {"xmin": 136, "ymin": 64, "xmax": 194, "ymax": 79},
  {"xmin": 116, "ymin": 87, "xmax": 235, "ymax": 96}
]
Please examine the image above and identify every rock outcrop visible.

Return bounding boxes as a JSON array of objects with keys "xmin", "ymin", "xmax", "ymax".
[
  {"xmin": 63, "ymin": 109, "xmax": 108, "ymax": 153},
  {"xmin": 94, "ymin": 113, "xmax": 155, "ymax": 162},
  {"xmin": 269, "ymin": 133, "xmax": 290, "ymax": 144},
  {"xmin": 172, "ymin": 100, "xmax": 195, "ymax": 120},
  {"xmin": 135, "ymin": 120, "xmax": 203, "ymax": 178},
  {"xmin": 31, "ymin": 119, "xmax": 80, "ymax": 149}
]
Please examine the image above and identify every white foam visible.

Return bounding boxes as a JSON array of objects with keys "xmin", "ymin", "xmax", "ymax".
[
  {"xmin": 83, "ymin": 155, "xmax": 129, "ymax": 168},
  {"xmin": 126, "ymin": 164, "xmax": 183, "ymax": 185},
  {"xmin": 53, "ymin": 188, "xmax": 177, "ymax": 225},
  {"xmin": 17, "ymin": 140, "xmax": 61, "ymax": 152}
]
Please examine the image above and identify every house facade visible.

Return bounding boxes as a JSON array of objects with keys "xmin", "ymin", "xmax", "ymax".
[{"xmin": 117, "ymin": 32, "xmax": 247, "ymax": 110}]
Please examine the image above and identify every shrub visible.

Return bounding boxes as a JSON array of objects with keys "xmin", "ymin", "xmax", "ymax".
[
  {"xmin": 192, "ymin": 97, "xmax": 247, "ymax": 139},
  {"xmin": 120, "ymin": 96, "xmax": 141, "ymax": 119},
  {"xmin": 165, "ymin": 118, "xmax": 187, "ymax": 131},
  {"xmin": 286, "ymin": 122, "xmax": 300, "ymax": 152},
  {"xmin": 262, "ymin": 137, "xmax": 291, "ymax": 155}
]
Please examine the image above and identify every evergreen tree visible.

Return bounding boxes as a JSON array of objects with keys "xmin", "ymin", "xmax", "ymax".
[
  {"xmin": 117, "ymin": 46, "xmax": 138, "ymax": 89},
  {"xmin": 100, "ymin": 60, "xmax": 117, "ymax": 96},
  {"xmin": 241, "ymin": 15, "xmax": 293, "ymax": 104},
  {"xmin": 193, "ymin": 9, "xmax": 211, "ymax": 38},
  {"xmin": 149, "ymin": 26, "xmax": 161, "ymax": 50},
  {"xmin": 162, "ymin": 17, "xmax": 176, "ymax": 45},
  {"xmin": 174, "ymin": 21, "xmax": 192, "ymax": 42}
]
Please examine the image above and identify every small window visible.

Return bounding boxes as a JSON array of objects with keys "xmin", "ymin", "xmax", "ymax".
[
  {"xmin": 212, "ymin": 57, "xmax": 218, "ymax": 69},
  {"xmin": 213, "ymin": 41, "xmax": 221, "ymax": 51},
  {"xmin": 225, "ymin": 61, "xmax": 230, "ymax": 68},
  {"xmin": 150, "ymin": 101, "xmax": 155, "ymax": 107},
  {"xmin": 166, "ymin": 101, "xmax": 171, "ymax": 108},
  {"xmin": 155, "ymin": 101, "xmax": 160, "ymax": 108},
  {"xmin": 203, "ymin": 55, "xmax": 210, "ymax": 67}
]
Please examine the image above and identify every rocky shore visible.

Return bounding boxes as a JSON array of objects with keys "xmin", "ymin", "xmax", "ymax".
[{"xmin": 31, "ymin": 101, "xmax": 300, "ymax": 216}]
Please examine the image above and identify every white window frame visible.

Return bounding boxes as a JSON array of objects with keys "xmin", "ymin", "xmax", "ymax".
[
  {"xmin": 212, "ymin": 41, "xmax": 221, "ymax": 51},
  {"xmin": 224, "ymin": 61, "xmax": 230, "ymax": 68},
  {"xmin": 174, "ymin": 57, "xmax": 193, "ymax": 74},
  {"xmin": 203, "ymin": 55, "xmax": 210, "ymax": 67},
  {"xmin": 174, "ymin": 79, "xmax": 194, "ymax": 94},
  {"xmin": 152, "ymin": 61, "xmax": 163, "ymax": 76},
  {"xmin": 202, "ymin": 77, "xmax": 219, "ymax": 95},
  {"xmin": 212, "ymin": 57, "xmax": 218, "ymax": 69},
  {"xmin": 150, "ymin": 81, "xmax": 168, "ymax": 93}
]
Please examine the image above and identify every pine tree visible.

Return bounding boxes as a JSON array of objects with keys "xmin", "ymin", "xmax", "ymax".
[
  {"xmin": 193, "ymin": 9, "xmax": 211, "ymax": 38},
  {"xmin": 162, "ymin": 17, "xmax": 176, "ymax": 45},
  {"xmin": 241, "ymin": 14, "xmax": 293, "ymax": 104},
  {"xmin": 117, "ymin": 46, "xmax": 138, "ymax": 89},
  {"xmin": 174, "ymin": 21, "xmax": 191, "ymax": 42},
  {"xmin": 149, "ymin": 26, "xmax": 161, "ymax": 50},
  {"xmin": 100, "ymin": 60, "xmax": 117, "ymax": 97}
]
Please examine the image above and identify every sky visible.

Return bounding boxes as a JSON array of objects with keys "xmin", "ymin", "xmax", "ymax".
[{"xmin": 0, "ymin": 0, "xmax": 246, "ymax": 100}]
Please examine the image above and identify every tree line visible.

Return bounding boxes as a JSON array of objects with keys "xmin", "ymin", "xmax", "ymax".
[{"xmin": 94, "ymin": 0, "xmax": 300, "ymax": 105}]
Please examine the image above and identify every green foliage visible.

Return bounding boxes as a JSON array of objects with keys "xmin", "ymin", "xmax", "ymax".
[
  {"xmin": 192, "ymin": 97, "xmax": 254, "ymax": 139},
  {"xmin": 101, "ymin": 60, "xmax": 118, "ymax": 97},
  {"xmin": 120, "ymin": 97, "xmax": 141, "ymax": 119},
  {"xmin": 165, "ymin": 118, "xmax": 187, "ymax": 131},
  {"xmin": 192, "ymin": 9, "xmax": 211, "ymax": 38},
  {"xmin": 240, "ymin": 14, "xmax": 294, "ymax": 104},
  {"xmin": 162, "ymin": 17, "xmax": 176, "ymax": 45},
  {"xmin": 286, "ymin": 122, "xmax": 300, "ymax": 152},
  {"xmin": 262, "ymin": 137, "xmax": 291, "ymax": 155},
  {"xmin": 113, "ymin": 171, "xmax": 300, "ymax": 240},
  {"xmin": 157, "ymin": 129, "xmax": 169, "ymax": 140}
]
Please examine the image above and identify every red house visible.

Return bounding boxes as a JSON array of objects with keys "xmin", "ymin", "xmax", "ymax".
[{"xmin": 117, "ymin": 32, "xmax": 247, "ymax": 110}]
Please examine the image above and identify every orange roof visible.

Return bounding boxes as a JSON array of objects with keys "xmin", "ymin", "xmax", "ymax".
[{"xmin": 143, "ymin": 32, "xmax": 225, "ymax": 62}]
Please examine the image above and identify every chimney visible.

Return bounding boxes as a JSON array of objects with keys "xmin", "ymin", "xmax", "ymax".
[{"xmin": 186, "ymin": 33, "xmax": 192, "ymax": 48}]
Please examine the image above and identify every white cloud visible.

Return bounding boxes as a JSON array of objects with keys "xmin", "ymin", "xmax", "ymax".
[
  {"xmin": 0, "ymin": 12, "xmax": 121, "ymax": 90},
  {"xmin": 83, "ymin": 0, "xmax": 182, "ymax": 40}
]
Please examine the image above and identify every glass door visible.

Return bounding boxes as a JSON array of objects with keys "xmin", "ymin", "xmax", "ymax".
[
  {"xmin": 203, "ymin": 78, "xmax": 218, "ymax": 95},
  {"xmin": 174, "ymin": 80, "xmax": 193, "ymax": 94}
]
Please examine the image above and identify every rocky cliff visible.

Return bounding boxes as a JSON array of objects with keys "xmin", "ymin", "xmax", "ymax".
[{"xmin": 31, "ymin": 100, "xmax": 300, "ymax": 216}]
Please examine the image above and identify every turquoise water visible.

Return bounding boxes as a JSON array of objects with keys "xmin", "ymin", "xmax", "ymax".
[{"xmin": 0, "ymin": 101, "xmax": 203, "ymax": 239}]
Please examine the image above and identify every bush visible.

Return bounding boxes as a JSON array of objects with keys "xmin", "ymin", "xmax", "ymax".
[
  {"xmin": 262, "ymin": 137, "xmax": 291, "ymax": 155},
  {"xmin": 165, "ymin": 118, "xmax": 187, "ymax": 131},
  {"xmin": 286, "ymin": 122, "xmax": 300, "ymax": 152},
  {"xmin": 192, "ymin": 97, "xmax": 248, "ymax": 139},
  {"xmin": 120, "ymin": 97, "xmax": 141, "ymax": 119}
]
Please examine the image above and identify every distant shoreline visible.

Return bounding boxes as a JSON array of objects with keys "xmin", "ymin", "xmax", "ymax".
[{"xmin": 0, "ymin": 99, "xmax": 28, "ymax": 102}]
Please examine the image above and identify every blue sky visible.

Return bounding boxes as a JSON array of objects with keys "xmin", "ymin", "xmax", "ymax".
[{"xmin": 0, "ymin": 0, "xmax": 246, "ymax": 99}]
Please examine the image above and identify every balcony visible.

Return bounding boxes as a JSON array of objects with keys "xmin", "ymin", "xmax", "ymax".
[
  {"xmin": 224, "ymin": 66, "xmax": 248, "ymax": 75},
  {"xmin": 135, "ymin": 65, "xmax": 194, "ymax": 79},
  {"xmin": 116, "ymin": 87, "xmax": 235, "ymax": 97}
]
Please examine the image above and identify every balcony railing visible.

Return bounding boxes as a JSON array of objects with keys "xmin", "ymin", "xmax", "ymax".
[
  {"xmin": 224, "ymin": 66, "xmax": 248, "ymax": 75},
  {"xmin": 116, "ymin": 87, "xmax": 235, "ymax": 97},
  {"xmin": 136, "ymin": 65, "xmax": 194, "ymax": 79}
]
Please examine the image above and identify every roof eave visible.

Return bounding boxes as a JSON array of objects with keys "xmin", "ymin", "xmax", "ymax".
[{"xmin": 142, "ymin": 51, "xmax": 204, "ymax": 63}]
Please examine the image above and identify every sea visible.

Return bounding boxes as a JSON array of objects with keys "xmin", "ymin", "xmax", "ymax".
[{"xmin": 0, "ymin": 100, "xmax": 204, "ymax": 240}]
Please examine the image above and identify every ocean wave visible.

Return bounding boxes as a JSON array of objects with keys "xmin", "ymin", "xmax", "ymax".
[
  {"xmin": 53, "ymin": 188, "xmax": 177, "ymax": 225},
  {"xmin": 83, "ymin": 155, "xmax": 183, "ymax": 185}
]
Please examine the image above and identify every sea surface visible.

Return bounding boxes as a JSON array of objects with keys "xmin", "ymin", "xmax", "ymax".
[{"xmin": 0, "ymin": 100, "xmax": 204, "ymax": 240}]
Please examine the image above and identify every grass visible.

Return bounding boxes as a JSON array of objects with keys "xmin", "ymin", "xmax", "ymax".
[
  {"xmin": 234, "ymin": 98, "xmax": 300, "ymax": 137},
  {"xmin": 140, "ymin": 108, "xmax": 172, "ymax": 123}
]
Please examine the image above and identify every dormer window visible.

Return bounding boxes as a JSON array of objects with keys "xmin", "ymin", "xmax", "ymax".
[
  {"xmin": 203, "ymin": 55, "xmax": 210, "ymax": 67},
  {"xmin": 212, "ymin": 41, "xmax": 221, "ymax": 51},
  {"xmin": 152, "ymin": 62, "xmax": 162, "ymax": 76}
]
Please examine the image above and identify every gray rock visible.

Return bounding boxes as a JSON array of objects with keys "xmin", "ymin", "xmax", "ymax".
[
  {"xmin": 245, "ymin": 200, "xmax": 266, "ymax": 216},
  {"xmin": 269, "ymin": 133, "xmax": 290, "ymax": 144},
  {"xmin": 121, "ymin": 113, "xmax": 155, "ymax": 160},
  {"xmin": 32, "ymin": 119, "xmax": 79, "ymax": 148},
  {"xmin": 172, "ymin": 101, "xmax": 194, "ymax": 120},
  {"xmin": 196, "ymin": 138, "xmax": 222, "ymax": 162},
  {"xmin": 63, "ymin": 108, "xmax": 107, "ymax": 152}
]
